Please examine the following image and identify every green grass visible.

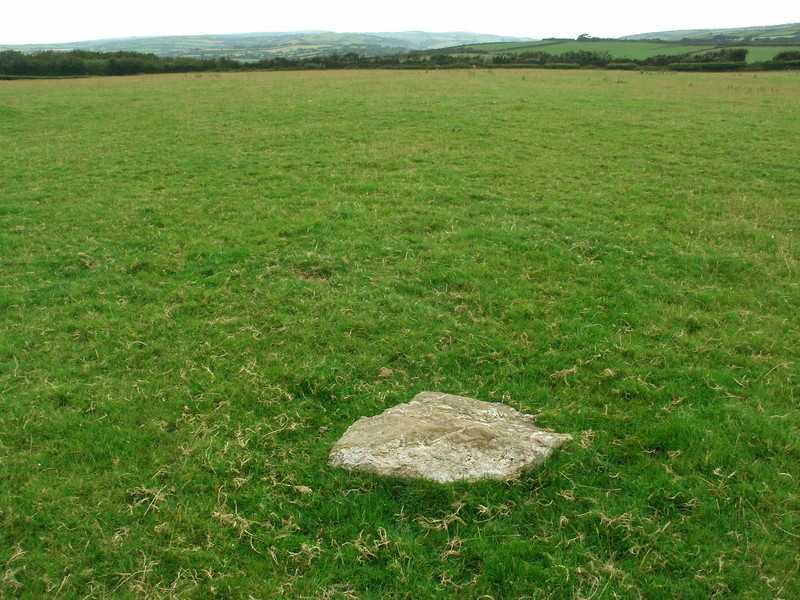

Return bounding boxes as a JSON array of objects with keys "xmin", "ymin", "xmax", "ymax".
[
  {"xmin": 622, "ymin": 22, "xmax": 800, "ymax": 42},
  {"xmin": 455, "ymin": 39, "xmax": 715, "ymax": 58},
  {"xmin": 1, "ymin": 69, "xmax": 799, "ymax": 599},
  {"xmin": 453, "ymin": 39, "xmax": 800, "ymax": 62},
  {"xmin": 739, "ymin": 45, "xmax": 800, "ymax": 62}
]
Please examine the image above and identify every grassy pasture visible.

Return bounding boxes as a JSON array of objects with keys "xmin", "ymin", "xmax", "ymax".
[
  {"xmin": 742, "ymin": 45, "xmax": 800, "ymax": 63},
  {"xmin": 1, "ymin": 69, "xmax": 799, "ymax": 599},
  {"xmin": 453, "ymin": 39, "xmax": 715, "ymax": 58},
  {"xmin": 452, "ymin": 39, "xmax": 799, "ymax": 62},
  {"xmin": 623, "ymin": 22, "xmax": 800, "ymax": 42}
]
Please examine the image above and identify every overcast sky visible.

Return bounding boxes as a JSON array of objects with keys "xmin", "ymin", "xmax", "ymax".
[{"xmin": 1, "ymin": 0, "xmax": 797, "ymax": 45}]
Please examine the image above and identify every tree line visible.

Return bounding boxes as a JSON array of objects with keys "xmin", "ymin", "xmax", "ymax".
[
  {"xmin": 0, "ymin": 50, "xmax": 239, "ymax": 77},
  {"xmin": 2, "ymin": 47, "xmax": 799, "ymax": 78}
]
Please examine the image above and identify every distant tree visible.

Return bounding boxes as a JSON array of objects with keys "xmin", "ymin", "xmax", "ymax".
[
  {"xmin": 55, "ymin": 54, "xmax": 86, "ymax": 76},
  {"xmin": 690, "ymin": 48, "xmax": 748, "ymax": 62},
  {"xmin": 0, "ymin": 50, "xmax": 25, "ymax": 76},
  {"xmin": 774, "ymin": 50, "xmax": 800, "ymax": 61},
  {"xmin": 429, "ymin": 53, "xmax": 456, "ymax": 65},
  {"xmin": 642, "ymin": 47, "xmax": 748, "ymax": 67},
  {"xmin": 557, "ymin": 50, "xmax": 612, "ymax": 66}
]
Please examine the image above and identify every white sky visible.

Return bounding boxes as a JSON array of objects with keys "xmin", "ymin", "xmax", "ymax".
[{"xmin": 1, "ymin": 0, "xmax": 797, "ymax": 45}]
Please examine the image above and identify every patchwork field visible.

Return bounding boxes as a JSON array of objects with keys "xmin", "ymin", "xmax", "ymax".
[
  {"xmin": 1, "ymin": 69, "xmax": 798, "ymax": 599},
  {"xmin": 450, "ymin": 39, "xmax": 800, "ymax": 63},
  {"xmin": 451, "ymin": 39, "xmax": 715, "ymax": 58}
]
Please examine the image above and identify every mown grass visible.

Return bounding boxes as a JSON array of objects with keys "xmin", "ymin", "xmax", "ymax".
[{"xmin": 1, "ymin": 69, "xmax": 798, "ymax": 599}]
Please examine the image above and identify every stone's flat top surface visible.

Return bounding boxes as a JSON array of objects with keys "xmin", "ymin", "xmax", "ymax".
[{"xmin": 329, "ymin": 391, "xmax": 572, "ymax": 483}]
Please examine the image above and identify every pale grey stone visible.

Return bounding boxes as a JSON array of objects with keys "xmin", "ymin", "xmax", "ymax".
[{"xmin": 329, "ymin": 391, "xmax": 572, "ymax": 483}]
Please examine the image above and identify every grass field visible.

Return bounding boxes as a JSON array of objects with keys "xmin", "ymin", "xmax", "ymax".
[
  {"xmin": 453, "ymin": 40, "xmax": 715, "ymax": 58},
  {"xmin": 452, "ymin": 39, "xmax": 800, "ymax": 63},
  {"xmin": 623, "ymin": 22, "xmax": 800, "ymax": 42},
  {"xmin": 741, "ymin": 45, "xmax": 800, "ymax": 63},
  {"xmin": 1, "ymin": 69, "xmax": 799, "ymax": 599}
]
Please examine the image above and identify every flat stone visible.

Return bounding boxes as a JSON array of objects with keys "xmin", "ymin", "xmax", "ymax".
[{"xmin": 329, "ymin": 391, "xmax": 572, "ymax": 483}]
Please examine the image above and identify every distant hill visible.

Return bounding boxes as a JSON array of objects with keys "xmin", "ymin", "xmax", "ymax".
[
  {"xmin": 0, "ymin": 31, "xmax": 534, "ymax": 61},
  {"xmin": 7, "ymin": 24, "xmax": 797, "ymax": 67},
  {"xmin": 373, "ymin": 31, "xmax": 531, "ymax": 50},
  {"xmin": 440, "ymin": 23, "xmax": 800, "ymax": 65},
  {"xmin": 621, "ymin": 22, "xmax": 800, "ymax": 43}
]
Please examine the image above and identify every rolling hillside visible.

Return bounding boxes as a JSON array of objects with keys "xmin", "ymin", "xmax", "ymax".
[
  {"xmin": 621, "ymin": 22, "xmax": 800, "ymax": 42},
  {"xmin": 0, "ymin": 31, "xmax": 533, "ymax": 61},
  {"xmin": 3, "ymin": 24, "xmax": 797, "ymax": 65},
  {"xmin": 441, "ymin": 37, "xmax": 799, "ymax": 64}
]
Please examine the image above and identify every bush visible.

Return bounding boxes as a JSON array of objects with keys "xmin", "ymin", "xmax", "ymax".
[
  {"xmin": 668, "ymin": 62, "xmax": 746, "ymax": 72},
  {"xmin": 515, "ymin": 51, "xmax": 551, "ymax": 65},
  {"xmin": 489, "ymin": 63, "xmax": 537, "ymax": 69},
  {"xmin": 607, "ymin": 62, "xmax": 639, "ymax": 70},
  {"xmin": 643, "ymin": 48, "xmax": 748, "ymax": 67},
  {"xmin": 557, "ymin": 50, "xmax": 613, "ymax": 66},
  {"xmin": 757, "ymin": 59, "xmax": 800, "ymax": 71},
  {"xmin": 773, "ymin": 50, "xmax": 800, "ymax": 61},
  {"xmin": 689, "ymin": 48, "xmax": 748, "ymax": 63},
  {"xmin": 542, "ymin": 63, "xmax": 581, "ymax": 69}
]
